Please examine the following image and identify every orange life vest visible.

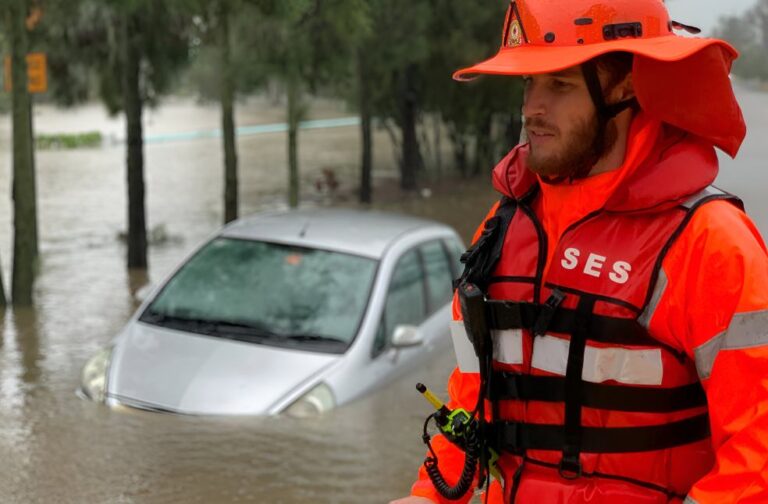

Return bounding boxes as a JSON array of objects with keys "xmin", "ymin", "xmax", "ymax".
[{"xmin": 450, "ymin": 120, "xmax": 741, "ymax": 502}]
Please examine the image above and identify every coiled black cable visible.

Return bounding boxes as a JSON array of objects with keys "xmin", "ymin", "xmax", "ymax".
[
  {"xmin": 420, "ymin": 280, "xmax": 495, "ymax": 500},
  {"xmin": 422, "ymin": 413, "xmax": 481, "ymax": 500}
]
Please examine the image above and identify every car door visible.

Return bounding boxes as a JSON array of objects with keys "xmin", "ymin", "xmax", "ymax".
[
  {"xmin": 416, "ymin": 239, "xmax": 456, "ymax": 351},
  {"xmin": 368, "ymin": 238, "xmax": 458, "ymax": 381}
]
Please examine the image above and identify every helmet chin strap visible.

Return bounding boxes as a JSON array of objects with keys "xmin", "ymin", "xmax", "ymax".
[
  {"xmin": 581, "ymin": 60, "xmax": 638, "ymax": 120},
  {"xmin": 571, "ymin": 60, "xmax": 638, "ymax": 180}
]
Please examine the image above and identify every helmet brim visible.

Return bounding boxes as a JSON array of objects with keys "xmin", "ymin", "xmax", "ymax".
[{"xmin": 453, "ymin": 35, "xmax": 738, "ymax": 81}]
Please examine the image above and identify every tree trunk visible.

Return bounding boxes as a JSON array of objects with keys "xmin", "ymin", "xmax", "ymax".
[
  {"xmin": 433, "ymin": 114, "xmax": 442, "ymax": 175},
  {"xmin": 507, "ymin": 111, "xmax": 523, "ymax": 148},
  {"xmin": 220, "ymin": 4, "xmax": 238, "ymax": 224},
  {"xmin": 9, "ymin": 0, "xmax": 36, "ymax": 306},
  {"xmin": 400, "ymin": 64, "xmax": 419, "ymax": 191},
  {"xmin": 0, "ymin": 252, "xmax": 6, "ymax": 307},
  {"xmin": 449, "ymin": 127, "xmax": 468, "ymax": 178},
  {"xmin": 358, "ymin": 51, "xmax": 372, "ymax": 204},
  {"xmin": 759, "ymin": 8, "xmax": 768, "ymax": 51},
  {"xmin": 287, "ymin": 77, "xmax": 301, "ymax": 208},
  {"xmin": 473, "ymin": 114, "xmax": 493, "ymax": 176},
  {"xmin": 122, "ymin": 12, "xmax": 148, "ymax": 269},
  {"xmin": 28, "ymin": 97, "xmax": 38, "ymax": 259}
]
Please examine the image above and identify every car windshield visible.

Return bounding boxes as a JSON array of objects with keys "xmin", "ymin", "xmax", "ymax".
[{"xmin": 140, "ymin": 238, "xmax": 378, "ymax": 352}]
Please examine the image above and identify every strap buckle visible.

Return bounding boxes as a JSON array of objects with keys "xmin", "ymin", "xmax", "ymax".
[
  {"xmin": 533, "ymin": 289, "xmax": 565, "ymax": 336},
  {"xmin": 558, "ymin": 453, "xmax": 582, "ymax": 480}
]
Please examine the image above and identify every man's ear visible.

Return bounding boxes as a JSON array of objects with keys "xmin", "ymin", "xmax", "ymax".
[{"xmin": 613, "ymin": 72, "xmax": 635, "ymax": 102}]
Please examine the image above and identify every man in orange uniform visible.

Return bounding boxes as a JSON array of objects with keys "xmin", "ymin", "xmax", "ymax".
[{"xmin": 391, "ymin": 1, "xmax": 768, "ymax": 503}]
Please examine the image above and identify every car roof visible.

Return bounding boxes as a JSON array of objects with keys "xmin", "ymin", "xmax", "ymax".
[{"xmin": 219, "ymin": 208, "xmax": 456, "ymax": 259}]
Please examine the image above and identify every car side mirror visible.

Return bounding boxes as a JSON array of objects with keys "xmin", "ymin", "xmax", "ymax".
[{"xmin": 391, "ymin": 325, "xmax": 423, "ymax": 348}]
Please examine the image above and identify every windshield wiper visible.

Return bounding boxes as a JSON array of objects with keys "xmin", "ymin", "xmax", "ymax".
[
  {"xmin": 142, "ymin": 312, "xmax": 278, "ymax": 339},
  {"xmin": 284, "ymin": 334, "xmax": 347, "ymax": 345},
  {"xmin": 207, "ymin": 320, "xmax": 280, "ymax": 338},
  {"xmin": 140, "ymin": 310, "xmax": 174, "ymax": 324},
  {"xmin": 142, "ymin": 312, "xmax": 347, "ymax": 348}
]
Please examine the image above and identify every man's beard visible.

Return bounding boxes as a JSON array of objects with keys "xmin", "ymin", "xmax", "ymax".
[{"xmin": 526, "ymin": 113, "xmax": 618, "ymax": 181}]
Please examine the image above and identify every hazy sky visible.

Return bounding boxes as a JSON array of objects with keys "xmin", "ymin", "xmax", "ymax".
[{"xmin": 666, "ymin": 0, "xmax": 757, "ymax": 35}]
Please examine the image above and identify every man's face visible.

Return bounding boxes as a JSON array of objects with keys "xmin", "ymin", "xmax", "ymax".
[{"xmin": 522, "ymin": 65, "xmax": 616, "ymax": 179}]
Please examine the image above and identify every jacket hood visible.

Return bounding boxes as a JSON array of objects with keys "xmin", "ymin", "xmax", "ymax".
[{"xmin": 492, "ymin": 115, "xmax": 719, "ymax": 213}]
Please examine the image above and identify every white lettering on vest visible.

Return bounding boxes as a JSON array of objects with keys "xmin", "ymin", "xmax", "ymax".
[
  {"xmin": 561, "ymin": 247, "xmax": 580, "ymax": 270},
  {"xmin": 583, "ymin": 253, "xmax": 606, "ymax": 278},
  {"xmin": 558, "ymin": 248, "xmax": 632, "ymax": 284},
  {"xmin": 609, "ymin": 261, "xmax": 632, "ymax": 285}
]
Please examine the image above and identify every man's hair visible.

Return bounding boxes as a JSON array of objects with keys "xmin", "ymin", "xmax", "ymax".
[{"xmin": 593, "ymin": 51, "xmax": 634, "ymax": 91}]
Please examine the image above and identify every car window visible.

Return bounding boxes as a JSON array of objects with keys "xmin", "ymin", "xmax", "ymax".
[
  {"xmin": 419, "ymin": 240, "xmax": 454, "ymax": 313},
  {"xmin": 444, "ymin": 237, "xmax": 465, "ymax": 278},
  {"xmin": 141, "ymin": 238, "xmax": 377, "ymax": 352},
  {"xmin": 376, "ymin": 249, "xmax": 426, "ymax": 355}
]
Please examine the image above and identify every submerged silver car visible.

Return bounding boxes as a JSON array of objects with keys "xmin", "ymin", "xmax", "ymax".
[{"xmin": 80, "ymin": 209, "xmax": 465, "ymax": 416}]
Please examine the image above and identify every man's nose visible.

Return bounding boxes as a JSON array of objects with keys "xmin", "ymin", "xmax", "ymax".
[{"xmin": 522, "ymin": 82, "xmax": 546, "ymax": 118}]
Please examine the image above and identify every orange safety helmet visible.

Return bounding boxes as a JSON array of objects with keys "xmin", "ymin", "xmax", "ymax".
[{"xmin": 454, "ymin": 0, "xmax": 746, "ymax": 157}]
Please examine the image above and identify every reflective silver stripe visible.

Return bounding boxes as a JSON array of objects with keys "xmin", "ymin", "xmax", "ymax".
[
  {"xmin": 492, "ymin": 329, "xmax": 524, "ymax": 366},
  {"xmin": 451, "ymin": 320, "xmax": 523, "ymax": 373},
  {"xmin": 694, "ymin": 309, "xmax": 768, "ymax": 380},
  {"xmin": 682, "ymin": 185, "xmax": 726, "ymax": 210},
  {"xmin": 531, "ymin": 335, "xmax": 570, "ymax": 376},
  {"xmin": 695, "ymin": 331, "xmax": 724, "ymax": 381},
  {"xmin": 450, "ymin": 321, "xmax": 479, "ymax": 373},
  {"xmin": 638, "ymin": 268, "xmax": 668, "ymax": 329},
  {"xmin": 449, "ymin": 322, "xmax": 523, "ymax": 373},
  {"xmin": 684, "ymin": 496, "xmax": 698, "ymax": 504},
  {"xmin": 531, "ymin": 335, "xmax": 664, "ymax": 385}
]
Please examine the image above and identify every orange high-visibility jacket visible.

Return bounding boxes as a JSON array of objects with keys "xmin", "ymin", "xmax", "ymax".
[{"xmin": 411, "ymin": 114, "xmax": 768, "ymax": 503}]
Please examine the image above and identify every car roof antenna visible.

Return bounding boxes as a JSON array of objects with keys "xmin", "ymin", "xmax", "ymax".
[{"xmin": 298, "ymin": 220, "xmax": 310, "ymax": 238}]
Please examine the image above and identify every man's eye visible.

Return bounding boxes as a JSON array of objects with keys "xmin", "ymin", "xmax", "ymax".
[{"xmin": 552, "ymin": 79, "xmax": 571, "ymax": 90}]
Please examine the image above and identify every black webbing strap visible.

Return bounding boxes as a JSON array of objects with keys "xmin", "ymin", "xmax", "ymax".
[
  {"xmin": 573, "ymin": 60, "xmax": 637, "ymax": 181},
  {"xmin": 455, "ymin": 198, "xmax": 518, "ymax": 290},
  {"xmin": 492, "ymin": 413, "xmax": 711, "ymax": 454},
  {"xmin": 489, "ymin": 373, "xmax": 707, "ymax": 413},
  {"xmin": 560, "ymin": 296, "xmax": 594, "ymax": 477},
  {"xmin": 485, "ymin": 301, "xmax": 539, "ymax": 329},
  {"xmin": 580, "ymin": 59, "xmax": 638, "ymax": 120},
  {"xmin": 485, "ymin": 301, "xmax": 658, "ymax": 347}
]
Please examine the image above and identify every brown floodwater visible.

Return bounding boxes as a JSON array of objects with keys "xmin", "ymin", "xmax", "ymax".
[{"xmin": 0, "ymin": 85, "xmax": 765, "ymax": 503}]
